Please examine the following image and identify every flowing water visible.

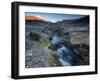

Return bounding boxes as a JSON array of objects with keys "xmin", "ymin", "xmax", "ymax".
[{"xmin": 51, "ymin": 34, "xmax": 80, "ymax": 66}]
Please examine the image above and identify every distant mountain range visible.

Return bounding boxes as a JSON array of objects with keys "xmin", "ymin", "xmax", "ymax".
[
  {"xmin": 56, "ymin": 16, "xmax": 89, "ymax": 24},
  {"xmin": 25, "ymin": 16, "xmax": 89, "ymax": 28}
]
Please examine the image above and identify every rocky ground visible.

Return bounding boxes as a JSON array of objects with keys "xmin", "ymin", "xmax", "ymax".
[
  {"xmin": 25, "ymin": 27, "xmax": 89, "ymax": 68},
  {"xmin": 25, "ymin": 29, "xmax": 62, "ymax": 68}
]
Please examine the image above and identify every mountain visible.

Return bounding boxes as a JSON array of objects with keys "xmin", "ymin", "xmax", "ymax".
[
  {"xmin": 54, "ymin": 16, "xmax": 89, "ymax": 26},
  {"xmin": 25, "ymin": 16, "xmax": 48, "ymax": 21},
  {"xmin": 75, "ymin": 16, "xmax": 89, "ymax": 24},
  {"xmin": 25, "ymin": 16, "xmax": 52, "ymax": 27},
  {"xmin": 26, "ymin": 16, "xmax": 89, "ymax": 28},
  {"xmin": 26, "ymin": 20, "xmax": 52, "ymax": 27}
]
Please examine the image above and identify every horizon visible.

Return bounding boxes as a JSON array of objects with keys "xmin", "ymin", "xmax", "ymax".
[{"xmin": 25, "ymin": 12, "xmax": 87, "ymax": 23}]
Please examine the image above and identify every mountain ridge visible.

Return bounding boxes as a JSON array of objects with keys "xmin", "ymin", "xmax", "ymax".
[{"xmin": 25, "ymin": 16, "xmax": 89, "ymax": 28}]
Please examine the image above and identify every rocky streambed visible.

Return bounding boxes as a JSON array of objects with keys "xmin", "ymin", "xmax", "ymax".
[{"xmin": 25, "ymin": 27, "xmax": 89, "ymax": 68}]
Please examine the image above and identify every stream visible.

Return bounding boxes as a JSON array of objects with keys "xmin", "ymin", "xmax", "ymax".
[{"xmin": 51, "ymin": 34, "xmax": 80, "ymax": 66}]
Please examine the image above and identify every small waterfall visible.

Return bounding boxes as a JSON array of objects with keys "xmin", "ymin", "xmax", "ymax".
[
  {"xmin": 51, "ymin": 34, "xmax": 72, "ymax": 66},
  {"xmin": 57, "ymin": 45, "xmax": 72, "ymax": 66}
]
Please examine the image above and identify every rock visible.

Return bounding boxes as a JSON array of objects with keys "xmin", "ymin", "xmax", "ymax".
[{"xmin": 29, "ymin": 32, "xmax": 40, "ymax": 41}]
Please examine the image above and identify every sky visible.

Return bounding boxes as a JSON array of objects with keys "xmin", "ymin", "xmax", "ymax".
[{"xmin": 25, "ymin": 12, "xmax": 86, "ymax": 22}]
